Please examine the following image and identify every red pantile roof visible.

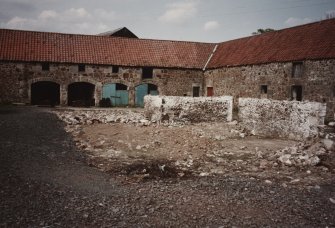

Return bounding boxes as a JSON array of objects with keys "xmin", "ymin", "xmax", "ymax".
[
  {"xmin": 0, "ymin": 29, "xmax": 215, "ymax": 69},
  {"xmin": 207, "ymin": 19, "xmax": 335, "ymax": 68},
  {"xmin": 0, "ymin": 19, "xmax": 334, "ymax": 69}
]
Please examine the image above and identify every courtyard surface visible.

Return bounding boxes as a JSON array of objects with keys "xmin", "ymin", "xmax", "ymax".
[{"xmin": 0, "ymin": 106, "xmax": 335, "ymax": 227}]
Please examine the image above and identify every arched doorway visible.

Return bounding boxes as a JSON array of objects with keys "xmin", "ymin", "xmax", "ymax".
[
  {"xmin": 102, "ymin": 83, "xmax": 129, "ymax": 106},
  {"xmin": 31, "ymin": 81, "xmax": 60, "ymax": 106},
  {"xmin": 135, "ymin": 83, "xmax": 158, "ymax": 107},
  {"xmin": 68, "ymin": 82, "xmax": 95, "ymax": 106}
]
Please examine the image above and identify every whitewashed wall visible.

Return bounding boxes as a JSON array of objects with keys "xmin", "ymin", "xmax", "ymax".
[
  {"xmin": 144, "ymin": 96, "xmax": 233, "ymax": 123},
  {"xmin": 238, "ymin": 98, "xmax": 327, "ymax": 139}
]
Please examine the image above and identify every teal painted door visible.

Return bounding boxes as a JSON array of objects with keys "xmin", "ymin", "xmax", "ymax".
[
  {"xmin": 115, "ymin": 90, "xmax": 129, "ymax": 106},
  {"xmin": 102, "ymin": 84, "xmax": 128, "ymax": 106},
  {"xmin": 135, "ymin": 84, "xmax": 148, "ymax": 107}
]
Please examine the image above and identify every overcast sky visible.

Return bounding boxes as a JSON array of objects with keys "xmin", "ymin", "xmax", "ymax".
[{"xmin": 0, "ymin": 0, "xmax": 334, "ymax": 42}]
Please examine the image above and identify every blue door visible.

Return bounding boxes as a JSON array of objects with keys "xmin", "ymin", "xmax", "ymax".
[
  {"xmin": 102, "ymin": 83, "xmax": 129, "ymax": 106},
  {"xmin": 135, "ymin": 84, "xmax": 148, "ymax": 107},
  {"xmin": 135, "ymin": 84, "xmax": 158, "ymax": 107}
]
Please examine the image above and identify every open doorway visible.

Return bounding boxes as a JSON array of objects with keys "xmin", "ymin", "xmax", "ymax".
[
  {"xmin": 68, "ymin": 82, "xmax": 95, "ymax": 106},
  {"xmin": 31, "ymin": 81, "xmax": 60, "ymax": 106}
]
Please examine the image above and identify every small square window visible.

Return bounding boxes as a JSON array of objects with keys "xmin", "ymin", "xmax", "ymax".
[
  {"xmin": 142, "ymin": 67, "xmax": 153, "ymax": 79},
  {"xmin": 78, "ymin": 64, "xmax": 85, "ymax": 72},
  {"xmin": 292, "ymin": 62, "xmax": 303, "ymax": 78},
  {"xmin": 261, "ymin": 85, "xmax": 268, "ymax": 94},
  {"xmin": 112, "ymin": 66, "xmax": 119, "ymax": 73},
  {"xmin": 42, "ymin": 62, "xmax": 50, "ymax": 71}
]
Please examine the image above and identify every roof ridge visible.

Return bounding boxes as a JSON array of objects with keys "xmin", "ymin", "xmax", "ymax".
[
  {"xmin": 0, "ymin": 28, "xmax": 215, "ymax": 45},
  {"xmin": 1, "ymin": 18, "xmax": 334, "ymax": 45}
]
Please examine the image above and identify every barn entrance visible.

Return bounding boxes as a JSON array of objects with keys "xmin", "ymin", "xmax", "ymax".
[
  {"xmin": 135, "ymin": 83, "xmax": 158, "ymax": 107},
  {"xmin": 102, "ymin": 83, "xmax": 129, "ymax": 106},
  {"xmin": 68, "ymin": 82, "xmax": 95, "ymax": 106},
  {"xmin": 31, "ymin": 81, "xmax": 60, "ymax": 106}
]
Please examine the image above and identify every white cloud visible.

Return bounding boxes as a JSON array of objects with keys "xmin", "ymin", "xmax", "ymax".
[
  {"xmin": 38, "ymin": 10, "xmax": 58, "ymax": 20},
  {"xmin": 285, "ymin": 17, "xmax": 313, "ymax": 27},
  {"xmin": 94, "ymin": 9, "xmax": 116, "ymax": 21},
  {"xmin": 2, "ymin": 7, "xmax": 116, "ymax": 34},
  {"xmin": 159, "ymin": 0, "xmax": 198, "ymax": 24},
  {"xmin": 204, "ymin": 21, "xmax": 219, "ymax": 31},
  {"xmin": 6, "ymin": 16, "xmax": 29, "ymax": 28},
  {"xmin": 65, "ymin": 8, "xmax": 91, "ymax": 18}
]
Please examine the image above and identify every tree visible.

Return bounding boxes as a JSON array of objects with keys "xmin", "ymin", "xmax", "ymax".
[
  {"xmin": 325, "ymin": 11, "xmax": 335, "ymax": 20},
  {"xmin": 252, "ymin": 28, "xmax": 275, "ymax": 35}
]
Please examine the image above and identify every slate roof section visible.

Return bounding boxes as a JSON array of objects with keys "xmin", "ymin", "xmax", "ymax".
[
  {"xmin": 207, "ymin": 19, "xmax": 335, "ymax": 68},
  {"xmin": 98, "ymin": 27, "xmax": 138, "ymax": 38},
  {"xmin": 0, "ymin": 29, "xmax": 215, "ymax": 69}
]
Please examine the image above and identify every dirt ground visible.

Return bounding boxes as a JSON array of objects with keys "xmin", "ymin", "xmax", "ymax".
[
  {"xmin": 75, "ymin": 121, "xmax": 334, "ymax": 186},
  {"xmin": 1, "ymin": 106, "xmax": 335, "ymax": 227}
]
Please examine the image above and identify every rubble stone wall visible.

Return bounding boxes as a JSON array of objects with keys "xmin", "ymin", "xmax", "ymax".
[
  {"xmin": 205, "ymin": 59, "xmax": 335, "ymax": 121},
  {"xmin": 1, "ymin": 59, "xmax": 334, "ymax": 119},
  {"xmin": 144, "ymin": 95, "xmax": 233, "ymax": 123},
  {"xmin": 238, "ymin": 98, "xmax": 327, "ymax": 139},
  {"xmin": 0, "ymin": 61, "xmax": 203, "ymax": 105}
]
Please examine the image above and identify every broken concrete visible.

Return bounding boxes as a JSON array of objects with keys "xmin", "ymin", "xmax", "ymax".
[
  {"xmin": 144, "ymin": 95, "xmax": 233, "ymax": 123},
  {"xmin": 238, "ymin": 98, "xmax": 327, "ymax": 140}
]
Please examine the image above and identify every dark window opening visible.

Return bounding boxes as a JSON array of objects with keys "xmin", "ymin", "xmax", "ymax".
[
  {"xmin": 41, "ymin": 62, "xmax": 50, "ymax": 71},
  {"xmin": 193, "ymin": 86, "xmax": 200, "ymax": 97},
  {"xmin": 31, "ymin": 81, "xmax": 60, "ymax": 106},
  {"xmin": 292, "ymin": 62, "xmax": 303, "ymax": 78},
  {"xmin": 68, "ymin": 82, "xmax": 95, "ymax": 106},
  {"xmin": 333, "ymin": 86, "xmax": 335, "ymax": 97},
  {"xmin": 291, "ymin": 85, "xmax": 302, "ymax": 101},
  {"xmin": 112, "ymin": 66, "xmax": 119, "ymax": 73},
  {"xmin": 261, "ymin": 85, "xmax": 268, "ymax": 94},
  {"xmin": 148, "ymin": 83, "xmax": 158, "ymax": 93},
  {"xmin": 115, "ymin": 83, "xmax": 127, "ymax": 90},
  {"xmin": 78, "ymin": 64, "xmax": 86, "ymax": 72},
  {"xmin": 142, "ymin": 67, "xmax": 153, "ymax": 79}
]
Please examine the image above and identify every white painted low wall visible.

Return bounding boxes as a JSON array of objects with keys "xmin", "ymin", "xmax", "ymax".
[
  {"xmin": 144, "ymin": 96, "xmax": 233, "ymax": 123},
  {"xmin": 238, "ymin": 98, "xmax": 327, "ymax": 139}
]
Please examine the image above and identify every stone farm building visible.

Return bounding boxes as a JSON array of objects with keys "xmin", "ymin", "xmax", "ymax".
[{"xmin": 0, "ymin": 19, "xmax": 334, "ymax": 120}]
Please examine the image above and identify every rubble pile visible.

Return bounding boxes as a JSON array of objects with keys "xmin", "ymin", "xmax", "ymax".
[
  {"xmin": 53, "ymin": 109, "xmax": 147, "ymax": 125},
  {"xmin": 276, "ymin": 136, "xmax": 334, "ymax": 167},
  {"xmin": 51, "ymin": 108, "xmax": 334, "ymax": 181}
]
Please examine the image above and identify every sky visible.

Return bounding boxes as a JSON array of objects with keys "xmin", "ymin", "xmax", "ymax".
[{"xmin": 0, "ymin": 0, "xmax": 334, "ymax": 43}]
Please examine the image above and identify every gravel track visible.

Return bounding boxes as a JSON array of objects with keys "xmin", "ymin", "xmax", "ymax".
[{"xmin": 0, "ymin": 106, "xmax": 334, "ymax": 227}]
